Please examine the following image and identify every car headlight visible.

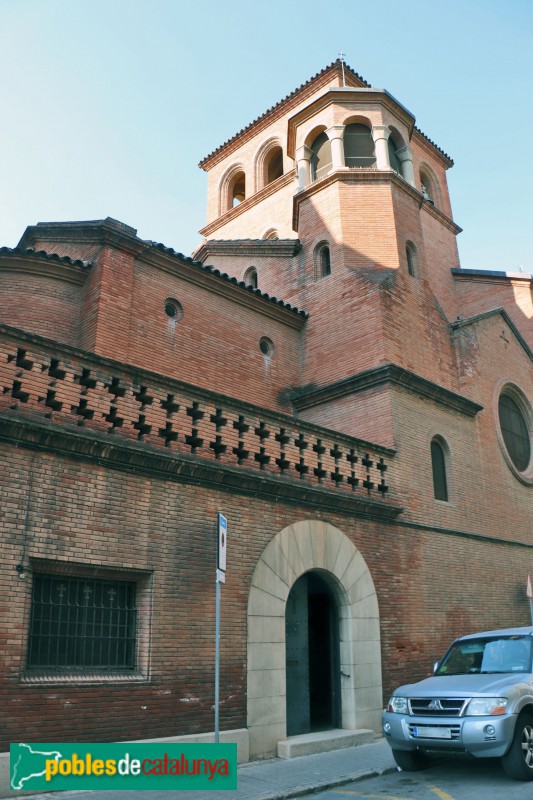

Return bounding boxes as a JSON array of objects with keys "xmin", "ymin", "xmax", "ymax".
[
  {"xmin": 387, "ymin": 696, "xmax": 409, "ymax": 714},
  {"xmin": 466, "ymin": 697, "xmax": 508, "ymax": 716}
]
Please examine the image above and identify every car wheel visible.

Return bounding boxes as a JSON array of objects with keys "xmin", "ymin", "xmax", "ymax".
[
  {"xmin": 502, "ymin": 712, "xmax": 533, "ymax": 781},
  {"xmin": 391, "ymin": 748, "xmax": 431, "ymax": 771}
]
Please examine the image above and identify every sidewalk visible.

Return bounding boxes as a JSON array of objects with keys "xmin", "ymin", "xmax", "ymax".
[
  {"xmin": 225, "ymin": 739, "xmax": 396, "ymax": 800},
  {"xmin": 3, "ymin": 739, "xmax": 396, "ymax": 800}
]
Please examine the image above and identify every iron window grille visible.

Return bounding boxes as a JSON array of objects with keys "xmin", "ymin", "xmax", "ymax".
[{"xmin": 27, "ymin": 574, "xmax": 137, "ymax": 670}]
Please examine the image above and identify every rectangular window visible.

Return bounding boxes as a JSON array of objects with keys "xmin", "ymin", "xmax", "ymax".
[{"xmin": 27, "ymin": 574, "xmax": 137, "ymax": 670}]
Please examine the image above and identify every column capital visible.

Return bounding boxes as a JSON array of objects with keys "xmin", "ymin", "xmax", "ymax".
[
  {"xmin": 396, "ymin": 145, "xmax": 413, "ymax": 162},
  {"xmin": 325, "ymin": 125, "xmax": 345, "ymax": 141},
  {"xmin": 371, "ymin": 125, "xmax": 391, "ymax": 143},
  {"xmin": 296, "ymin": 145, "xmax": 313, "ymax": 161}
]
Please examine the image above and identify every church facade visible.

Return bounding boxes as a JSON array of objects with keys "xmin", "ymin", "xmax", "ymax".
[{"xmin": 1, "ymin": 61, "xmax": 532, "ymax": 763}]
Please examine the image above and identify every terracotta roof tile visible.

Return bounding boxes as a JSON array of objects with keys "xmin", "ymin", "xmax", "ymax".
[
  {"xmin": 199, "ymin": 60, "xmax": 370, "ymax": 168},
  {"xmin": 0, "ymin": 246, "xmax": 92, "ymax": 268},
  {"xmin": 145, "ymin": 241, "xmax": 309, "ymax": 318},
  {"xmin": 199, "ymin": 60, "xmax": 453, "ymax": 168}
]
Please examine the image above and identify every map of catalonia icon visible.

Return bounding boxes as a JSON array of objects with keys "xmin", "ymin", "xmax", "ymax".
[{"xmin": 10, "ymin": 743, "xmax": 63, "ymax": 791}]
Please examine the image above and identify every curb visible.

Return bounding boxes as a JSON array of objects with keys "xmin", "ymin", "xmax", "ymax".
[{"xmin": 243, "ymin": 764, "xmax": 398, "ymax": 800}]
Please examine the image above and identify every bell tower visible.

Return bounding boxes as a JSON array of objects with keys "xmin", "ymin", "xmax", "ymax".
[{"xmin": 196, "ymin": 61, "xmax": 462, "ymax": 445}]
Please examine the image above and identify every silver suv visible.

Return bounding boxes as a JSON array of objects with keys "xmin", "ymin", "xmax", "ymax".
[{"xmin": 382, "ymin": 626, "xmax": 533, "ymax": 780}]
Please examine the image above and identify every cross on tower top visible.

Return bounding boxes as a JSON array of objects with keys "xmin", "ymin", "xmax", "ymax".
[{"xmin": 338, "ymin": 51, "xmax": 346, "ymax": 86}]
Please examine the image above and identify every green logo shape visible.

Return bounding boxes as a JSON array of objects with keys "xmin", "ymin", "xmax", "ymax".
[{"xmin": 10, "ymin": 742, "xmax": 237, "ymax": 791}]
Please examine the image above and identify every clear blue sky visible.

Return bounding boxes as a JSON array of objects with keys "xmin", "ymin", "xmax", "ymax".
[{"xmin": 1, "ymin": 0, "xmax": 532, "ymax": 271}]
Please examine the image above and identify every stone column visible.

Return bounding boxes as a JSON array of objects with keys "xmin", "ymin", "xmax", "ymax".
[
  {"xmin": 326, "ymin": 125, "xmax": 346, "ymax": 170},
  {"xmin": 371, "ymin": 125, "xmax": 391, "ymax": 171},
  {"xmin": 396, "ymin": 145, "xmax": 416, "ymax": 186},
  {"xmin": 296, "ymin": 145, "xmax": 312, "ymax": 190}
]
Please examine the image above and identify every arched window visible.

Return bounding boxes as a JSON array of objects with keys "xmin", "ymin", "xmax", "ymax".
[
  {"xmin": 310, "ymin": 132, "xmax": 332, "ymax": 181},
  {"xmin": 420, "ymin": 169, "xmax": 435, "ymax": 205},
  {"xmin": 388, "ymin": 137, "xmax": 402, "ymax": 175},
  {"xmin": 319, "ymin": 246, "xmax": 331, "ymax": 278},
  {"xmin": 431, "ymin": 437, "xmax": 449, "ymax": 501},
  {"xmin": 243, "ymin": 267, "xmax": 258, "ymax": 289},
  {"xmin": 265, "ymin": 146, "xmax": 283, "ymax": 184},
  {"xmin": 314, "ymin": 242, "xmax": 331, "ymax": 279},
  {"xmin": 229, "ymin": 171, "xmax": 246, "ymax": 207},
  {"xmin": 406, "ymin": 242, "xmax": 417, "ymax": 277},
  {"xmin": 343, "ymin": 123, "xmax": 375, "ymax": 168}
]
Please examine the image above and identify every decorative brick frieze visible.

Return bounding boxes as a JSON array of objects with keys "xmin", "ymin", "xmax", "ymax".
[{"xmin": 0, "ymin": 325, "xmax": 396, "ymax": 506}]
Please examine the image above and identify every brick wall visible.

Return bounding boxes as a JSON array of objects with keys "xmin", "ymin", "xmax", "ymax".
[
  {"xmin": 1, "ymin": 439, "xmax": 530, "ymax": 750},
  {"xmin": 0, "ymin": 257, "xmax": 85, "ymax": 345},
  {"xmin": 0, "ymin": 238, "xmax": 306, "ymax": 415},
  {"xmin": 454, "ymin": 274, "xmax": 533, "ymax": 350}
]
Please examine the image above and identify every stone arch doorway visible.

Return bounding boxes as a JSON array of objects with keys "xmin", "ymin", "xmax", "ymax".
[
  {"xmin": 286, "ymin": 570, "xmax": 340, "ymax": 735},
  {"xmin": 247, "ymin": 520, "xmax": 382, "ymax": 759}
]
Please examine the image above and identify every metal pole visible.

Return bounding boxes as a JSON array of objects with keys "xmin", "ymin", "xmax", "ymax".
[
  {"xmin": 215, "ymin": 574, "xmax": 220, "ymax": 743},
  {"xmin": 529, "ymin": 598, "xmax": 533, "ymax": 626}
]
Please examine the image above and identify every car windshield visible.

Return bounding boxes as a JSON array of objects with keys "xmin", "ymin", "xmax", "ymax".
[{"xmin": 436, "ymin": 635, "xmax": 533, "ymax": 675}]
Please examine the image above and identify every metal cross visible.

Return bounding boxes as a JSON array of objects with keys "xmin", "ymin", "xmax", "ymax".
[
  {"xmin": 500, "ymin": 330, "xmax": 509, "ymax": 347},
  {"xmin": 338, "ymin": 51, "xmax": 346, "ymax": 86}
]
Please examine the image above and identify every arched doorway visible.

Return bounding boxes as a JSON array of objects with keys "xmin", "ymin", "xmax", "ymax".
[
  {"xmin": 247, "ymin": 520, "xmax": 383, "ymax": 760},
  {"xmin": 286, "ymin": 571, "xmax": 340, "ymax": 735}
]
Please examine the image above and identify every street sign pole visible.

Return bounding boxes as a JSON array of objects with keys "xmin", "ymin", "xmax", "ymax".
[
  {"xmin": 215, "ymin": 513, "xmax": 227, "ymax": 744},
  {"xmin": 215, "ymin": 573, "xmax": 221, "ymax": 743}
]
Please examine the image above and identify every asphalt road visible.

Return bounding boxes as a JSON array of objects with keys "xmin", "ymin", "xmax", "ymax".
[{"xmin": 300, "ymin": 754, "xmax": 530, "ymax": 800}]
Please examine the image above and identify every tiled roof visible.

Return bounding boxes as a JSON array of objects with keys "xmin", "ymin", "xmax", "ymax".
[
  {"xmin": 199, "ymin": 60, "xmax": 453, "ymax": 168},
  {"xmin": 414, "ymin": 126, "xmax": 453, "ymax": 166},
  {"xmin": 0, "ymin": 246, "xmax": 91, "ymax": 268},
  {"xmin": 145, "ymin": 241, "xmax": 309, "ymax": 318},
  {"xmin": 199, "ymin": 60, "xmax": 370, "ymax": 168},
  {"xmin": 0, "ymin": 226, "xmax": 307, "ymax": 319}
]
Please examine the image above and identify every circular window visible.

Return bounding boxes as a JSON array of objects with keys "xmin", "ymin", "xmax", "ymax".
[
  {"xmin": 164, "ymin": 298, "xmax": 183, "ymax": 321},
  {"xmin": 259, "ymin": 337, "xmax": 274, "ymax": 357},
  {"xmin": 496, "ymin": 384, "xmax": 533, "ymax": 482}
]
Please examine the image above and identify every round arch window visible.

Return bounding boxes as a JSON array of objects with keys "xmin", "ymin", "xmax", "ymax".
[
  {"xmin": 388, "ymin": 136, "xmax": 402, "ymax": 175},
  {"xmin": 406, "ymin": 242, "xmax": 417, "ymax": 278},
  {"xmin": 310, "ymin": 132, "xmax": 332, "ymax": 181},
  {"xmin": 498, "ymin": 390, "xmax": 531, "ymax": 473},
  {"xmin": 265, "ymin": 146, "xmax": 283, "ymax": 184},
  {"xmin": 244, "ymin": 266, "xmax": 258, "ymax": 289},
  {"xmin": 419, "ymin": 168, "xmax": 438, "ymax": 207},
  {"xmin": 344, "ymin": 123, "xmax": 375, "ymax": 169},
  {"xmin": 314, "ymin": 242, "xmax": 331, "ymax": 279}
]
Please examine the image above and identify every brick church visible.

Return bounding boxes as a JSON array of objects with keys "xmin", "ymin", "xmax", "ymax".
[{"xmin": 1, "ymin": 60, "xmax": 532, "ymax": 764}]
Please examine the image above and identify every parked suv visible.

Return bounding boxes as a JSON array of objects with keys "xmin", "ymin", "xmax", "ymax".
[{"xmin": 382, "ymin": 626, "xmax": 533, "ymax": 780}]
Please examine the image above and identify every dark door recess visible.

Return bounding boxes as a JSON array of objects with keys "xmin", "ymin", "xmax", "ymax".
[{"xmin": 285, "ymin": 572, "xmax": 340, "ymax": 735}]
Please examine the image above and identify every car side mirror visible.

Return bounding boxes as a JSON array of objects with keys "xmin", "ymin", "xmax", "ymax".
[{"xmin": 433, "ymin": 661, "xmax": 440, "ymax": 673}]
